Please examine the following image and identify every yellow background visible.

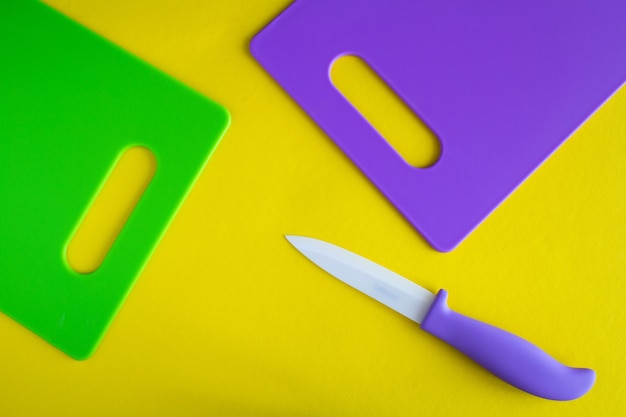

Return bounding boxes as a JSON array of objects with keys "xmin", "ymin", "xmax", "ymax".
[{"xmin": 1, "ymin": 1, "xmax": 625, "ymax": 415}]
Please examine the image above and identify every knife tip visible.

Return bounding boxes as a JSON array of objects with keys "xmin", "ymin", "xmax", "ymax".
[
  {"xmin": 284, "ymin": 235, "xmax": 312, "ymax": 249},
  {"xmin": 284, "ymin": 234, "xmax": 298, "ymax": 244}
]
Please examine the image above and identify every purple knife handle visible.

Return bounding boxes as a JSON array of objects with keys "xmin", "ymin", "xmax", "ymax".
[{"xmin": 421, "ymin": 290, "xmax": 595, "ymax": 401}]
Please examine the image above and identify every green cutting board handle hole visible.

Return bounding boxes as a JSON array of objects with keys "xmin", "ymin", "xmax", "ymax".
[
  {"xmin": 66, "ymin": 146, "xmax": 157, "ymax": 274},
  {"xmin": 331, "ymin": 55, "xmax": 441, "ymax": 168}
]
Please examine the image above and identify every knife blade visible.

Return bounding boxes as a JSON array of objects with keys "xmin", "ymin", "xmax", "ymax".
[{"xmin": 285, "ymin": 235, "xmax": 595, "ymax": 401}]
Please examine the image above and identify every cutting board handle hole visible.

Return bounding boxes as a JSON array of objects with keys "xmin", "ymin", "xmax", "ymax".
[
  {"xmin": 331, "ymin": 55, "xmax": 441, "ymax": 168},
  {"xmin": 65, "ymin": 146, "xmax": 157, "ymax": 274}
]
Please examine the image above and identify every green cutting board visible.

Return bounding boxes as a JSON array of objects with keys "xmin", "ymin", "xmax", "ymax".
[{"xmin": 0, "ymin": 1, "xmax": 230, "ymax": 359}]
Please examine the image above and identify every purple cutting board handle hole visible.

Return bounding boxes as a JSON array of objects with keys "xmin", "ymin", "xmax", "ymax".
[{"xmin": 329, "ymin": 53, "xmax": 443, "ymax": 169}]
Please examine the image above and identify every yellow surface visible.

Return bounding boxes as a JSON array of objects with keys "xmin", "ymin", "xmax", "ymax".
[{"xmin": 1, "ymin": 1, "xmax": 625, "ymax": 415}]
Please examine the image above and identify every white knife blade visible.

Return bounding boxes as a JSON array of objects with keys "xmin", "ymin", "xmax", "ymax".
[{"xmin": 285, "ymin": 235, "xmax": 435, "ymax": 323}]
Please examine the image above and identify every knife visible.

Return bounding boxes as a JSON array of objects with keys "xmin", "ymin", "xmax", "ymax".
[{"xmin": 285, "ymin": 235, "xmax": 595, "ymax": 401}]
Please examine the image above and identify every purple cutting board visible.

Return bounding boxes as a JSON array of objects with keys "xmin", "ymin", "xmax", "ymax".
[{"xmin": 251, "ymin": 0, "xmax": 626, "ymax": 251}]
